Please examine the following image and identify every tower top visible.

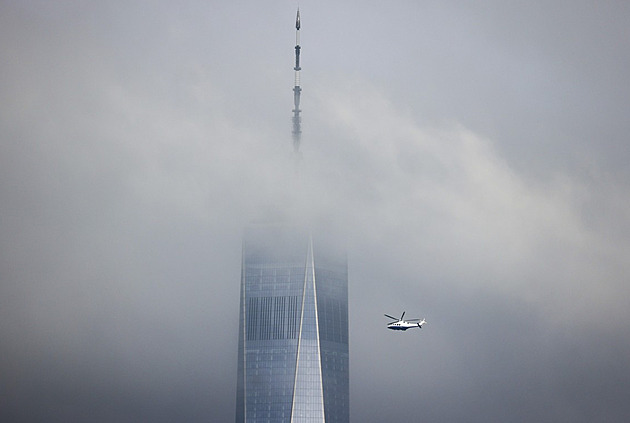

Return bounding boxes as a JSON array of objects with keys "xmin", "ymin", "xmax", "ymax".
[{"xmin": 292, "ymin": 8, "xmax": 302, "ymax": 153}]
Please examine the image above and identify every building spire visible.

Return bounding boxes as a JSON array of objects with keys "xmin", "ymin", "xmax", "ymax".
[{"xmin": 292, "ymin": 8, "xmax": 302, "ymax": 153}]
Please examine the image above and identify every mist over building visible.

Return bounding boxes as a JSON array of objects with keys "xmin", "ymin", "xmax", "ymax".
[{"xmin": 234, "ymin": 10, "xmax": 350, "ymax": 423}]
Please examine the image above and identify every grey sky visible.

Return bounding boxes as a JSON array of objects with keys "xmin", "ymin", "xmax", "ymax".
[{"xmin": 2, "ymin": 1, "xmax": 630, "ymax": 422}]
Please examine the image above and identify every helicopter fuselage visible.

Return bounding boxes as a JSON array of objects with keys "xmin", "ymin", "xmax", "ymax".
[
  {"xmin": 385, "ymin": 312, "xmax": 426, "ymax": 331},
  {"xmin": 386, "ymin": 321, "xmax": 422, "ymax": 331}
]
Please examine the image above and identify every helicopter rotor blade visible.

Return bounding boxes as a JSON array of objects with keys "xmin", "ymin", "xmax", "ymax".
[
  {"xmin": 384, "ymin": 314, "xmax": 398, "ymax": 320},
  {"xmin": 400, "ymin": 311, "xmax": 405, "ymax": 321}
]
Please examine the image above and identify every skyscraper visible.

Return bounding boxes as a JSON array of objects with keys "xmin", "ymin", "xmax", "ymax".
[
  {"xmin": 235, "ymin": 11, "xmax": 349, "ymax": 422},
  {"xmin": 235, "ymin": 224, "xmax": 349, "ymax": 423}
]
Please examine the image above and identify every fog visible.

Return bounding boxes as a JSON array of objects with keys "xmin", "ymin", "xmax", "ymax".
[{"xmin": 2, "ymin": 1, "xmax": 630, "ymax": 422}]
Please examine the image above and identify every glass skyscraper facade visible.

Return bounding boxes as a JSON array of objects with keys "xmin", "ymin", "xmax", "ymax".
[{"xmin": 235, "ymin": 223, "xmax": 349, "ymax": 423}]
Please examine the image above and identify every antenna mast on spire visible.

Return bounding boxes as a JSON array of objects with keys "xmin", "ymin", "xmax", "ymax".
[{"xmin": 292, "ymin": 8, "xmax": 302, "ymax": 153}]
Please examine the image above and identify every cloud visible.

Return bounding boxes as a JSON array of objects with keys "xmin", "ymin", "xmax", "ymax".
[
  {"xmin": 2, "ymin": 2, "xmax": 630, "ymax": 422},
  {"xmin": 304, "ymin": 77, "xmax": 629, "ymax": 320}
]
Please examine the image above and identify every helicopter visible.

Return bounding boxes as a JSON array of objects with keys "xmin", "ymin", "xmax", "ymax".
[{"xmin": 384, "ymin": 311, "xmax": 426, "ymax": 331}]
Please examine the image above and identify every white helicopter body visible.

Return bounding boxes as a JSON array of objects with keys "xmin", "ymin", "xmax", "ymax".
[{"xmin": 385, "ymin": 312, "xmax": 426, "ymax": 331}]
